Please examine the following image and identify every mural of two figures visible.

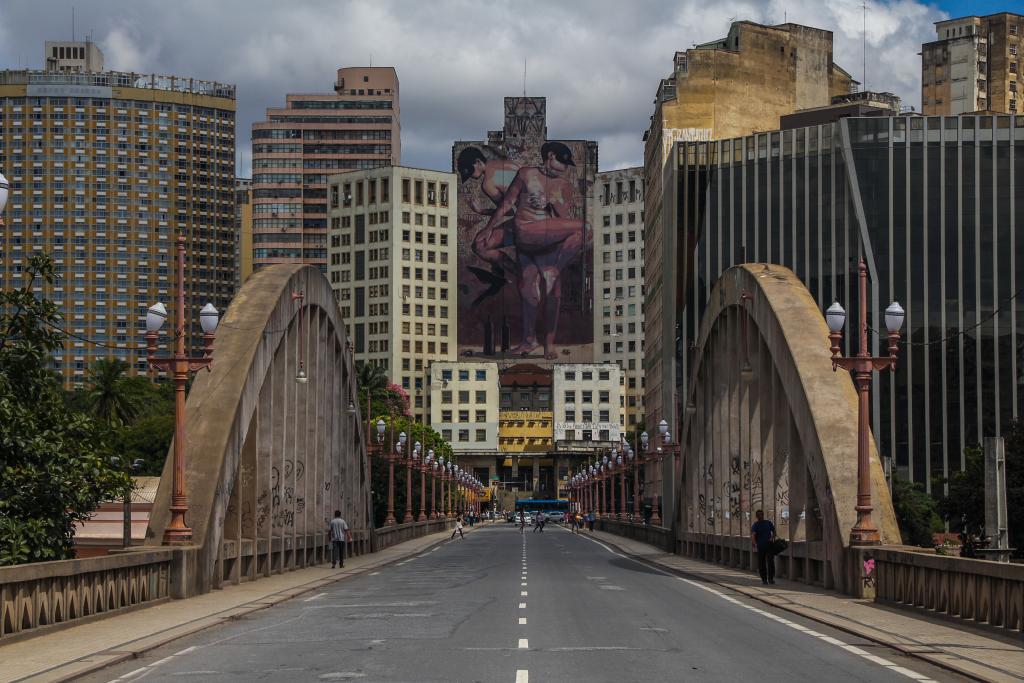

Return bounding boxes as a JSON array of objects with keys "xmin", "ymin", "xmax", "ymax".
[{"xmin": 454, "ymin": 97, "xmax": 596, "ymax": 362}]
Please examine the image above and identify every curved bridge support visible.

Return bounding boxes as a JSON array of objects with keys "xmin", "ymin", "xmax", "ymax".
[
  {"xmin": 676, "ymin": 264, "xmax": 900, "ymax": 592},
  {"xmin": 147, "ymin": 265, "xmax": 369, "ymax": 595}
]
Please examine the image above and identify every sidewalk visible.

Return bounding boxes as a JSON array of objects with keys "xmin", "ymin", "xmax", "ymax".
[
  {"xmin": 1, "ymin": 526, "xmax": 470, "ymax": 683},
  {"xmin": 585, "ymin": 528, "xmax": 1024, "ymax": 683}
]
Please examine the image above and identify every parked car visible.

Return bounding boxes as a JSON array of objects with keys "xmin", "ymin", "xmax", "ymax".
[{"xmin": 546, "ymin": 511, "xmax": 566, "ymax": 523}]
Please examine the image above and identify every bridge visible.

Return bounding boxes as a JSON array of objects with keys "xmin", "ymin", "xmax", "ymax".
[{"xmin": 0, "ymin": 265, "xmax": 1021, "ymax": 682}]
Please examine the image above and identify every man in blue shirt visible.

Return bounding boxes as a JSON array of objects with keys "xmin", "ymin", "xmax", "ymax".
[{"xmin": 750, "ymin": 509, "xmax": 777, "ymax": 585}]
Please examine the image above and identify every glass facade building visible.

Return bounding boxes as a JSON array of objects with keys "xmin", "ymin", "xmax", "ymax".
[{"xmin": 673, "ymin": 114, "xmax": 1024, "ymax": 489}]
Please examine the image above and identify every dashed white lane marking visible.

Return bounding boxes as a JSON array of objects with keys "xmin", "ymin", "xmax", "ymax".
[
  {"xmin": 521, "ymin": 582, "xmax": 527, "ymax": 586},
  {"xmin": 563, "ymin": 526, "xmax": 935, "ymax": 682},
  {"xmin": 519, "ymin": 617, "xmax": 528, "ymax": 625},
  {"xmin": 521, "ymin": 591, "xmax": 528, "ymax": 596},
  {"xmin": 519, "ymin": 602, "xmax": 527, "ymax": 609},
  {"xmin": 518, "ymin": 638, "xmax": 529, "ymax": 649},
  {"xmin": 303, "ymin": 592, "xmax": 327, "ymax": 602},
  {"xmin": 516, "ymin": 669, "xmax": 529, "ymax": 682}
]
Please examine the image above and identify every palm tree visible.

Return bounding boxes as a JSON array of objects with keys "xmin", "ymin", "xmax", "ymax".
[
  {"xmin": 357, "ymin": 362, "xmax": 389, "ymax": 394},
  {"xmin": 85, "ymin": 358, "xmax": 144, "ymax": 427}
]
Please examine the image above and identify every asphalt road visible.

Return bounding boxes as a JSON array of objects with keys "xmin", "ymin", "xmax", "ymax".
[{"xmin": 85, "ymin": 523, "xmax": 966, "ymax": 682}]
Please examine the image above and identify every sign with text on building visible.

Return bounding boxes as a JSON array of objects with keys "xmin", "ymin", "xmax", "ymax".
[{"xmin": 27, "ymin": 84, "xmax": 112, "ymax": 98}]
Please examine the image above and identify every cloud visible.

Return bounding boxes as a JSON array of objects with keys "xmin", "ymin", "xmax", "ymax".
[{"xmin": 0, "ymin": 0, "xmax": 948, "ymax": 175}]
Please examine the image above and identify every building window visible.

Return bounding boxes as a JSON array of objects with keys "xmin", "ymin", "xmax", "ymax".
[
  {"xmin": 475, "ymin": 390, "xmax": 487, "ymax": 403},
  {"xmin": 458, "ymin": 429, "xmax": 469, "ymax": 442},
  {"xmin": 459, "ymin": 369, "xmax": 469, "ymax": 381},
  {"xmin": 475, "ymin": 369, "xmax": 487, "ymax": 381},
  {"xmin": 565, "ymin": 371, "xmax": 575, "ymax": 380},
  {"xmin": 459, "ymin": 390, "xmax": 470, "ymax": 403}
]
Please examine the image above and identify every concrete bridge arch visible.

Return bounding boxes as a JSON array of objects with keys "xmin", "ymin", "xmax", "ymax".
[
  {"xmin": 146, "ymin": 265, "xmax": 369, "ymax": 594},
  {"xmin": 676, "ymin": 264, "xmax": 900, "ymax": 591}
]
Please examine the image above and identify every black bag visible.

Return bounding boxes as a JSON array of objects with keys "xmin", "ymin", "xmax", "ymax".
[{"xmin": 769, "ymin": 538, "xmax": 789, "ymax": 555}]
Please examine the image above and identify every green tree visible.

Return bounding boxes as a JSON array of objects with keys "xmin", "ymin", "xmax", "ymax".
[
  {"xmin": 890, "ymin": 476, "xmax": 943, "ymax": 547},
  {"xmin": 85, "ymin": 358, "xmax": 147, "ymax": 427},
  {"xmin": 937, "ymin": 446, "xmax": 985, "ymax": 535},
  {"xmin": 0, "ymin": 254, "xmax": 130, "ymax": 565}
]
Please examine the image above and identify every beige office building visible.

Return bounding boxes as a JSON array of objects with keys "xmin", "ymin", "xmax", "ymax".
[
  {"xmin": 326, "ymin": 165, "xmax": 457, "ymax": 421},
  {"xmin": 0, "ymin": 41, "xmax": 236, "ymax": 385},
  {"xmin": 593, "ymin": 167, "xmax": 645, "ymax": 430},
  {"xmin": 552, "ymin": 363, "xmax": 623, "ymax": 446},
  {"xmin": 643, "ymin": 20, "xmax": 855, "ymax": 435},
  {"xmin": 253, "ymin": 67, "xmax": 400, "ymax": 272},
  {"xmin": 428, "ymin": 361, "xmax": 500, "ymax": 451},
  {"xmin": 922, "ymin": 13, "xmax": 1021, "ymax": 115}
]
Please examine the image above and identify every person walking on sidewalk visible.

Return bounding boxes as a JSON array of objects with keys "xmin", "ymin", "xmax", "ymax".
[
  {"xmin": 329, "ymin": 510, "xmax": 351, "ymax": 569},
  {"xmin": 751, "ymin": 509, "xmax": 777, "ymax": 585},
  {"xmin": 586, "ymin": 511, "xmax": 596, "ymax": 532},
  {"xmin": 451, "ymin": 514, "xmax": 465, "ymax": 540}
]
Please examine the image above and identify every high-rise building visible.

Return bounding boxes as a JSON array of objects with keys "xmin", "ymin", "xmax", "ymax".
[
  {"xmin": 671, "ymin": 113, "xmax": 1024, "ymax": 490},
  {"xmin": 252, "ymin": 67, "xmax": 400, "ymax": 272},
  {"xmin": 234, "ymin": 178, "xmax": 252, "ymax": 291},
  {"xmin": 922, "ymin": 13, "xmax": 1021, "ymax": 115},
  {"xmin": 453, "ymin": 96, "xmax": 598, "ymax": 364},
  {"xmin": 0, "ymin": 41, "xmax": 237, "ymax": 384},
  {"xmin": 325, "ymin": 165, "xmax": 457, "ymax": 422},
  {"xmin": 643, "ymin": 21, "xmax": 856, "ymax": 437},
  {"xmin": 593, "ymin": 167, "xmax": 645, "ymax": 430}
]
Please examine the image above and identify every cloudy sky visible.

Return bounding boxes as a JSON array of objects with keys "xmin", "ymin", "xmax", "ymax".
[{"xmin": 0, "ymin": 0, "xmax": 999, "ymax": 175}]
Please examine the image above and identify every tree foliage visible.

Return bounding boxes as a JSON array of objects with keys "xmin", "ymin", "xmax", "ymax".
[
  {"xmin": 937, "ymin": 446, "xmax": 985, "ymax": 535},
  {"xmin": 85, "ymin": 358, "xmax": 148, "ymax": 427},
  {"xmin": 890, "ymin": 476, "xmax": 943, "ymax": 547},
  {"xmin": 0, "ymin": 254, "xmax": 130, "ymax": 565}
]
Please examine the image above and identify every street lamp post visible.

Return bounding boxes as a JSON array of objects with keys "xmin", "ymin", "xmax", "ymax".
[
  {"xmin": 617, "ymin": 452, "xmax": 626, "ymax": 520},
  {"xmin": 826, "ymin": 258, "xmax": 904, "ymax": 545},
  {"xmin": 415, "ymin": 441, "xmax": 427, "ymax": 522},
  {"xmin": 650, "ymin": 420, "xmax": 678, "ymax": 527},
  {"xmin": 145, "ymin": 235, "xmax": 219, "ymax": 544},
  {"xmin": 426, "ymin": 449, "xmax": 436, "ymax": 519},
  {"xmin": 385, "ymin": 431, "xmax": 405, "ymax": 526}
]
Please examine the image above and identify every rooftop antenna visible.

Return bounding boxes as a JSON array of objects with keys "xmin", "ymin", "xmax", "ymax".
[
  {"xmin": 862, "ymin": 0, "xmax": 867, "ymax": 91},
  {"xmin": 369, "ymin": 53, "xmax": 373, "ymax": 67},
  {"xmin": 72, "ymin": 6, "xmax": 75, "ymax": 42},
  {"xmin": 523, "ymin": 58, "xmax": 527, "ymax": 97}
]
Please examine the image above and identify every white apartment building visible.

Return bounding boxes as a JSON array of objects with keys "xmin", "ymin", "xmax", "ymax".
[
  {"xmin": 327, "ymin": 166, "xmax": 458, "ymax": 421},
  {"xmin": 427, "ymin": 361, "xmax": 500, "ymax": 451},
  {"xmin": 552, "ymin": 363, "xmax": 622, "ymax": 445},
  {"xmin": 593, "ymin": 167, "xmax": 645, "ymax": 429}
]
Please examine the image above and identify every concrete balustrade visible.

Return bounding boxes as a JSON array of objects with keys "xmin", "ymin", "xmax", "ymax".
[
  {"xmin": 873, "ymin": 548, "xmax": 1024, "ymax": 633},
  {"xmin": 0, "ymin": 548, "xmax": 176, "ymax": 642}
]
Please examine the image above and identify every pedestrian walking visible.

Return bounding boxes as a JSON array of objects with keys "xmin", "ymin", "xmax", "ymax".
[
  {"xmin": 570, "ymin": 512, "xmax": 579, "ymax": 533},
  {"xmin": 586, "ymin": 511, "xmax": 595, "ymax": 532},
  {"xmin": 751, "ymin": 509, "xmax": 777, "ymax": 584},
  {"xmin": 532, "ymin": 511, "xmax": 545, "ymax": 533},
  {"xmin": 451, "ymin": 514, "xmax": 465, "ymax": 540},
  {"xmin": 519, "ymin": 510, "xmax": 526, "ymax": 533},
  {"xmin": 328, "ymin": 510, "xmax": 351, "ymax": 569}
]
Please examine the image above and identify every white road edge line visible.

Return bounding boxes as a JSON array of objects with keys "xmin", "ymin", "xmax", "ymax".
[
  {"xmin": 303, "ymin": 593, "xmax": 327, "ymax": 602},
  {"xmin": 559, "ymin": 524, "xmax": 936, "ymax": 682}
]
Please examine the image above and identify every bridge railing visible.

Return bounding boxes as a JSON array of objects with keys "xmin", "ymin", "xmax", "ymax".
[
  {"xmin": 873, "ymin": 548, "xmax": 1024, "ymax": 633},
  {"xmin": 0, "ymin": 548, "xmax": 176, "ymax": 641}
]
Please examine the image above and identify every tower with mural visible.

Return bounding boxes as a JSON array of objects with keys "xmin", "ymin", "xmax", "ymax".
[{"xmin": 453, "ymin": 97, "xmax": 598, "ymax": 364}]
